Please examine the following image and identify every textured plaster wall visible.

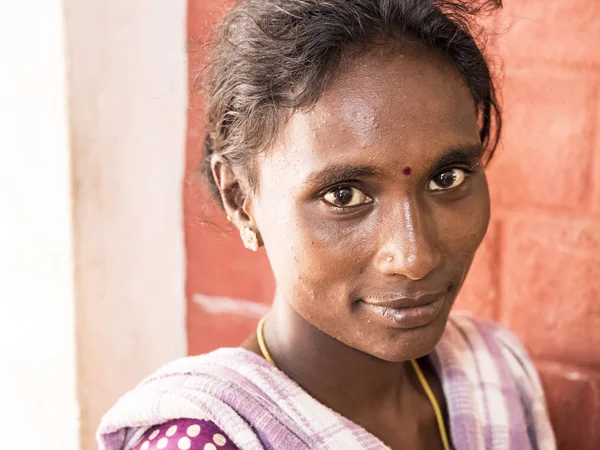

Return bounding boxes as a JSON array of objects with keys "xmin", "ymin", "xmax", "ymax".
[{"xmin": 456, "ymin": 2, "xmax": 600, "ymax": 448}]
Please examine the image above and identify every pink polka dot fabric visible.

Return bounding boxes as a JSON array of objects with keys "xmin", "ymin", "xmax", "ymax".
[{"xmin": 131, "ymin": 419, "xmax": 239, "ymax": 450}]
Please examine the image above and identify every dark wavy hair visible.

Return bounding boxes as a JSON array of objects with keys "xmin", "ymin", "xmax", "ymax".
[{"xmin": 202, "ymin": 0, "xmax": 502, "ymax": 200}]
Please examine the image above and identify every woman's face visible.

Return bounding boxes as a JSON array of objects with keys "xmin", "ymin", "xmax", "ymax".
[{"xmin": 249, "ymin": 45, "xmax": 490, "ymax": 362}]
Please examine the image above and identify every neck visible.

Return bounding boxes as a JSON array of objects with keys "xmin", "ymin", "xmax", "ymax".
[{"xmin": 263, "ymin": 291, "xmax": 412, "ymax": 417}]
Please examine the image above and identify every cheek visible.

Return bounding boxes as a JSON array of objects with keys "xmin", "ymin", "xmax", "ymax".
[
  {"xmin": 260, "ymin": 201, "xmax": 372, "ymax": 322},
  {"xmin": 281, "ymin": 209, "xmax": 368, "ymax": 297},
  {"xmin": 437, "ymin": 175, "xmax": 490, "ymax": 261}
]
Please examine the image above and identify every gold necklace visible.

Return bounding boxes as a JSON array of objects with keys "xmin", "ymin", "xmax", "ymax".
[{"xmin": 256, "ymin": 316, "xmax": 451, "ymax": 450}]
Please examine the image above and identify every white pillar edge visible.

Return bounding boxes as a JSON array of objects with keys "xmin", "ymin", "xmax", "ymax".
[{"xmin": 0, "ymin": 1, "xmax": 79, "ymax": 449}]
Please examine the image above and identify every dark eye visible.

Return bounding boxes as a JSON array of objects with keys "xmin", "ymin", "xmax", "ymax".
[
  {"xmin": 428, "ymin": 169, "xmax": 466, "ymax": 191},
  {"xmin": 323, "ymin": 186, "xmax": 372, "ymax": 207}
]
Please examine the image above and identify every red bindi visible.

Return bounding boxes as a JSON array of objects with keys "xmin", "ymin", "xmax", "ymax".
[{"xmin": 402, "ymin": 167, "xmax": 412, "ymax": 176}]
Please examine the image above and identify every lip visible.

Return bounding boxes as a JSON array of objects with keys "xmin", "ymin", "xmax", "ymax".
[{"xmin": 361, "ymin": 293, "xmax": 446, "ymax": 329}]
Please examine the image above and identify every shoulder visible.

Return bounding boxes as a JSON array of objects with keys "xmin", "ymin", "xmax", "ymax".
[
  {"xmin": 128, "ymin": 419, "xmax": 239, "ymax": 450},
  {"xmin": 147, "ymin": 347, "xmax": 267, "ymax": 379},
  {"xmin": 448, "ymin": 311, "xmax": 527, "ymax": 354},
  {"xmin": 446, "ymin": 311, "xmax": 546, "ymax": 398},
  {"xmin": 442, "ymin": 312, "xmax": 556, "ymax": 447},
  {"xmin": 101, "ymin": 348, "xmax": 268, "ymax": 450}
]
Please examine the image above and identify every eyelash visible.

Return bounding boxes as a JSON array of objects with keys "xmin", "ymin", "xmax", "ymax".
[
  {"xmin": 320, "ymin": 182, "xmax": 371, "ymax": 209},
  {"xmin": 435, "ymin": 162, "xmax": 477, "ymax": 175},
  {"xmin": 429, "ymin": 164, "xmax": 477, "ymax": 190}
]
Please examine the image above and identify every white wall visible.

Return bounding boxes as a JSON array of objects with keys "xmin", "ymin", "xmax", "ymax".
[
  {"xmin": 0, "ymin": 1, "xmax": 79, "ymax": 448},
  {"xmin": 0, "ymin": 0, "xmax": 188, "ymax": 448}
]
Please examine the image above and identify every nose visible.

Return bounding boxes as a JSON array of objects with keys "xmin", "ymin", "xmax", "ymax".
[{"xmin": 374, "ymin": 200, "xmax": 441, "ymax": 280}]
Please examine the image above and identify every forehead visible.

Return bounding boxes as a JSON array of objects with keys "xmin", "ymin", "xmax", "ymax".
[{"xmin": 261, "ymin": 44, "xmax": 479, "ymax": 180}]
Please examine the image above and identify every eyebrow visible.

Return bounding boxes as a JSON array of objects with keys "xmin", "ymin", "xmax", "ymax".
[
  {"xmin": 430, "ymin": 144, "xmax": 485, "ymax": 174},
  {"xmin": 304, "ymin": 165, "xmax": 383, "ymax": 188},
  {"xmin": 303, "ymin": 143, "xmax": 485, "ymax": 188}
]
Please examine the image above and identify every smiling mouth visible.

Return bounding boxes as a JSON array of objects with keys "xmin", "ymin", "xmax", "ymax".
[{"xmin": 360, "ymin": 293, "xmax": 447, "ymax": 329}]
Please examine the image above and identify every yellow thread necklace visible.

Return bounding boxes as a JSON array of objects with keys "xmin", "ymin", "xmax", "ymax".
[{"xmin": 256, "ymin": 316, "xmax": 450, "ymax": 450}]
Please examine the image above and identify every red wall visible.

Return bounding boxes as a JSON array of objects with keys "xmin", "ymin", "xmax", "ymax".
[
  {"xmin": 185, "ymin": 0, "xmax": 275, "ymax": 354},
  {"xmin": 185, "ymin": 1, "xmax": 600, "ymax": 448}
]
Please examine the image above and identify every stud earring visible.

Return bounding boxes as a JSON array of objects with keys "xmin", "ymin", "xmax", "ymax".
[
  {"xmin": 240, "ymin": 226, "xmax": 259, "ymax": 252},
  {"xmin": 386, "ymin": 256, "xmax": 394, "ymax": 263}
]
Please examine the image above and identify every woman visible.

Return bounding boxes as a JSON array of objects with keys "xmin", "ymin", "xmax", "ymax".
[{"xmin": 98, "ymin": 0, "xmax": 556, "ymax": 449}]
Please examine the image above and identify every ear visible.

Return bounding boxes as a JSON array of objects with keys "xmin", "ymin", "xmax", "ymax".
[{"xmin": 210, "ymin": 155, "xmax": 257, "ymax": 231}]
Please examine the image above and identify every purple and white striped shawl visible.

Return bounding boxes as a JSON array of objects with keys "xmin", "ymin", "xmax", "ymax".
[{"xmin": 98, "ymin": 312, "xmax": 556, "ymax": 450}]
